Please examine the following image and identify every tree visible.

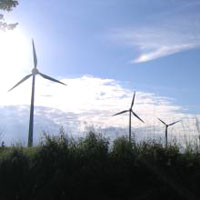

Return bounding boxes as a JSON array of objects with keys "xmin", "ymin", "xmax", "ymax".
[{"xmin": 0, "ymin": 0, "xmax": 18, "ymax": 31}]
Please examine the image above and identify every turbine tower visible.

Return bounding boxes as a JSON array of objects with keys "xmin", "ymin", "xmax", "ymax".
[
  {"xmin": 158, "ymin": 118, "xmax": 181, "ymax": 148},
  {"xmin": 113, "ymin": 92, "xmax": 144, "ymax": 142},
  {"xmin": 9, "ymin": 40, "xmax": 66, "ymax": 147}
]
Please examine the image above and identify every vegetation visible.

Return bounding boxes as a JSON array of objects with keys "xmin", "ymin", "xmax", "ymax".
[
  {"xmin": 0, "ymin": 0, "xmax": 18, "ymax": 30},
  {"xmin": 0, "ymin": 132, "xmax": 200, "ymax": 199}
]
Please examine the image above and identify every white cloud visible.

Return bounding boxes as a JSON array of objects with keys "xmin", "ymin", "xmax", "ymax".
[
  {"xmin": 134, "ymin": 43, "xmax": 198, "ymax": 63},
  {"xmin": 1, "ymin": 75, "xmax": 199, "ymax": 145}
]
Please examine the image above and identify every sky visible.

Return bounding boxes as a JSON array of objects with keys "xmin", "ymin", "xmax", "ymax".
[{"xmin": 0, "ymin": 0, "xmax": 200, "ymax": 145}]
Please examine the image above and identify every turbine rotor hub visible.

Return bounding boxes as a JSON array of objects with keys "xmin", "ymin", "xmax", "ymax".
[{"xmin": 32, "ymin": 68, "xmax": 39, "ymax": 75}]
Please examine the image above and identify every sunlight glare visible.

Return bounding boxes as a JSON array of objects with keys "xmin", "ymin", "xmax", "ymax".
[
  {"xmin": 134, "ymin": 54, "xmax": 148, "ymax": 63},
  {"xmin": 0, "ymin": 28, "xmax": 31, "ymax": 104}
]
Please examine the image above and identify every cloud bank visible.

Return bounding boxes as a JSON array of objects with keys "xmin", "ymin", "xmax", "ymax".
[{"xmin": 1, "ymin": 75, "xmax": 198, "ymax": 145}]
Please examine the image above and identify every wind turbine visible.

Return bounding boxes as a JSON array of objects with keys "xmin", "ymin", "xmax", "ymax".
[
  {"xmin": 9, "ymin": 40, "xmax": 66, "ymax": 147},
  {"xmin": 157, "ymin": 118, "xmax": 181, "ymax": 148},
  {"xmin": 113, "ymin": 92, "xmax": 144, "ymax": 142}
]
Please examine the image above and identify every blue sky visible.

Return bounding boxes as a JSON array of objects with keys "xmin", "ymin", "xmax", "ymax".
[
  {"xmin": 1, "ymin": 0, "xmax": 200, "ymax": 144},
  {"xmin": 14, "ymin": 0, "xmax": 200, "ymax": 110}
]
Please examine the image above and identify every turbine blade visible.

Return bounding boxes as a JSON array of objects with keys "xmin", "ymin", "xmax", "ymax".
[
  {"xmin": 8, "ymin": 74, "xmax": 32, "ymax": 92},
  {"xmin": 168, "ymin": 120, "xmax": 181, "ymax": 127},
  {"xmin": 131, "ymin": 91, "xmax": 136, "ymax": 109},
  {"xmin": 132, "ymin": 111, "xmax": 144, "ymax": 123},
  {"xmin": 32, "ymin": 39, "xmax": 37, "ymax": 68},
  {"xmin": 157, "ymin": 118, "xmax": 167, "ymax": 126},
  {"xmin": 113, "ymin": 110, "xmax": 129, "ymax": 116},
  {"xmin": 39, "ymin": 73, "xmax": 66, "ymax": 85}
]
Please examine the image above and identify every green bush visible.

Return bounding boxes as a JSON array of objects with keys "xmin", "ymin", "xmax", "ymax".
[{"xmin": 0, "ymin": 132, "xmax": 199, "ymax": 200}]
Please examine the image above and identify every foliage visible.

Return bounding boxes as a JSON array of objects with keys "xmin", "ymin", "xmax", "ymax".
[
  {"xmin": 0, "ymin": 0, "xmax": 18, "ymax": 30},
  {"xmin": 0, "ymin": 132, "xmax": 200, "ymax": 199}
]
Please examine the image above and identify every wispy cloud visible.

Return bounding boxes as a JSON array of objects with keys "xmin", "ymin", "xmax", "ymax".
[
  {"xmin": 111, "ymin": 1, "xmax": 200, "ymax": 63},
  {"xmin": 134, "ymin": 43, "xmax": 198, "ymax": 63}
]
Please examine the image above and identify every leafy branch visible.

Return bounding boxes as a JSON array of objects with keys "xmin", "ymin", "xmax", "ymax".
[{"xmin": 0, "ymin": 0, "xmax": 19, "ymax": 31}]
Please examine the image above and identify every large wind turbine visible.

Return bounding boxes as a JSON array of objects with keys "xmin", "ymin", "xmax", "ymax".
[
  {"xmin": 9, "ymin": 40, "xmax": 66, "ymax": 147},
  {"xmin": 113, "ymin": 92, "xmax": 144, "ymax": 142},
  {"xmin": 158, "ymin": 118, "xmax": 181, "ymax": 148}
]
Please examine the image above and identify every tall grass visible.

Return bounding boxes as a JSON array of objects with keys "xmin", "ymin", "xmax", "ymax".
[{"xmin": 0, "ymin": 131, "xmax": 200, "ymax": 199}]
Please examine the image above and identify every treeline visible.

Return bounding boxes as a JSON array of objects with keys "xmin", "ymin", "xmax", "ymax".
[{"xmin": 0, "ymin": 132, "xmax": 200, "ymax": 200}]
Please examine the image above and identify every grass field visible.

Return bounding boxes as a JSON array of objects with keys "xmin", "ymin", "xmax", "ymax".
[{"xmin": 0, "ymin": 131, "xmax": 200, "ymax": 200}]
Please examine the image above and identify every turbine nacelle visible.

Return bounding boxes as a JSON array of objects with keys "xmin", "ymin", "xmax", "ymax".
[{"xmin": 32, "ymin": 68, "xmax": 39, "ymax": 75}]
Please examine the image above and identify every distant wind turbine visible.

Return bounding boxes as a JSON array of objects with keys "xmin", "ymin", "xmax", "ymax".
[
  {"xmin": 158, "ymin": 118, "xmax": 181, "ymax": 148},
  {"xmin": 113, "ymin": 92, "xmax": 144, "ymax": 142},
  {"xmin": 9, "ymin": 39, "xmax": 66, "ymax": 147}
]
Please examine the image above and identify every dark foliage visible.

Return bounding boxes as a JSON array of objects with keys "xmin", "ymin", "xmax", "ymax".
[
  {"xmin": 0, "ymin": 0, "xmax": 18, "ymax": 11},
  {"xmin": 0, "ymin": 132, "xmax": 200, "ymax": 200},
  {"xmin": 0, "ymin": 0, "xmax": 18, "ymax": 31}
]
